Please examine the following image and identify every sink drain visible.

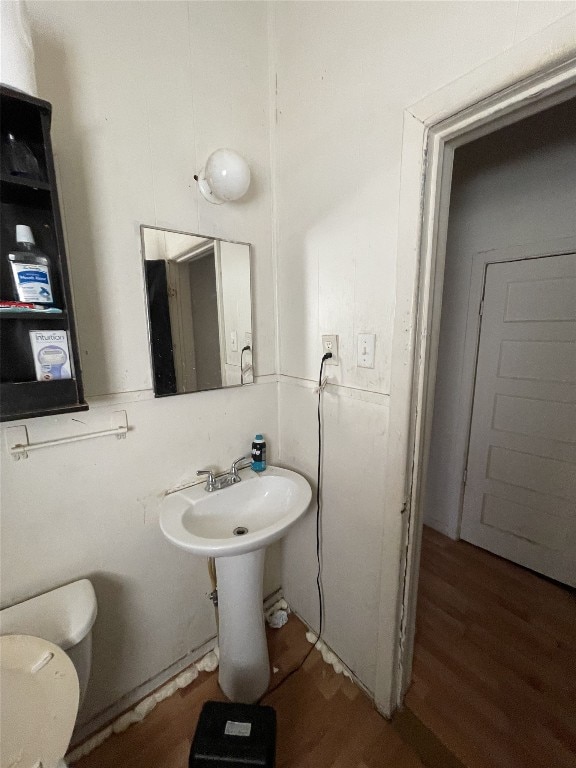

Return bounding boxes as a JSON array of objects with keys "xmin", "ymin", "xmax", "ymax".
[{"xmin": 233, "ymin": 526, "xmax": 248, "ymax": 536}]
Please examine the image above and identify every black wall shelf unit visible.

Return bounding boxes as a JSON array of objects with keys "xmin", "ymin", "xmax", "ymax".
[{"xmin": 1, "ymin": 85, "xmax": 87, "ymax": 422}]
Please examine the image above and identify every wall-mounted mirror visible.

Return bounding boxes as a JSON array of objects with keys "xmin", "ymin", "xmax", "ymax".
[{"xmin": 141, "ymin": 226, "xmax": 253, "ymax": 396}]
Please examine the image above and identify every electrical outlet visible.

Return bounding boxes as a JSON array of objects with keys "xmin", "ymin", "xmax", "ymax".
[{"xmin": 322, "ymin": 335, "xmax": 339, "ymax": 365}]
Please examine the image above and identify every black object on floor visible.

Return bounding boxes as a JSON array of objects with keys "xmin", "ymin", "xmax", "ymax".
[{"xmin": 189, "ymin": 700, "xmax": 277, "ymax": 767}]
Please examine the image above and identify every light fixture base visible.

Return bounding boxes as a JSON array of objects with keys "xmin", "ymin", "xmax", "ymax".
[{"xmin": 196, "ymin": 171, "xmax": 225, "ymax": 205}]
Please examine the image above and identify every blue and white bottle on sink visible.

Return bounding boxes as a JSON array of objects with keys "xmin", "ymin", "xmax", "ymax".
[{"xmin": 251, "ymin": 434, "xmax": 266, "ymax": 472}]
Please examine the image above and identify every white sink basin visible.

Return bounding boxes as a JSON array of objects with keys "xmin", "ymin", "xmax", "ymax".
[
  {"xmin": 159, "ymin": 464, "xmax": 311, "ymax": 703},
  {"xmin": 160, "ymin": 465, "xmax": 312, "ymax": 558}
]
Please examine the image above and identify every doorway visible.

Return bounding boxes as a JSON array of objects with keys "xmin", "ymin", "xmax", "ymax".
[
  {"xmin": 408, "ymin": 99, "xmax": 576, "ymax": 766},
  {"xmin": 424, "ymin": 100, "xmax": 576, "ymax": 585}
]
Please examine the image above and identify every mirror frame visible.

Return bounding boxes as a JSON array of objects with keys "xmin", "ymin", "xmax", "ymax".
[{"xmin": 140, "ymin": 224, "xmax": 254, "ymax": 397}]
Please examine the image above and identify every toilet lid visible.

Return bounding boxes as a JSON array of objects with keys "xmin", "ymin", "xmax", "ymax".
[{"xmin": 0, "ymin": 634, "xmax": 79, "ymax": 768}]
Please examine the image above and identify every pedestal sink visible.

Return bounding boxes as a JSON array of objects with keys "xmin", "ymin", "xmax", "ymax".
[{"xmin": 159, "ymin": 466, "xmax": 312, "ymax": 703}]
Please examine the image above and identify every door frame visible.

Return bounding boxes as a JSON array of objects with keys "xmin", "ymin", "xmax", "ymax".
[{"xmin": 374, "ymin": 16, "xmax": 576, "ymax": 716}]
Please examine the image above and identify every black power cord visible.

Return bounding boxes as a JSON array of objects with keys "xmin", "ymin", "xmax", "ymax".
[
  {"xmin": 315, "ymin": 351, "xmax": 332, "ymax": 641},
  {"xmin": 258, "ymin": 351, "xmax": 332, "ymax": 704}
]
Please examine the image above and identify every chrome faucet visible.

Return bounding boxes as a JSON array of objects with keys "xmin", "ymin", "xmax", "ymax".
[
  {"xmin": 228, "ymin": 455, "xmax": 252, "ymax": 483},
  {"xmin": 196, "ymin": 469, "xmax": 217, "ymax": 492},
  {"xmin": 197, "ymin": 455, "xmax": 252, "ymax": 492}
]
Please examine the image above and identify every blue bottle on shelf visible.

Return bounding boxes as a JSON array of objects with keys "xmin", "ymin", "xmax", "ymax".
[{"xmin": 251, "ymin": 434, "xmax": 266, "ymax": 472}]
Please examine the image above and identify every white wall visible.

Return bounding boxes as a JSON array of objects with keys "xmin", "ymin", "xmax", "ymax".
[
  {"xmin": 0, "ymin": 0, "xmax": 277, "ymax": 734},
  {"xmin": 424, "ymin": 98, "xmax": 576, "ymax": 538},
  {"xmin": 28, "ymin": 0, "xmax": 276, "ymax": 395},
  {"xmin": 272, "ymin": 0, "xmax": 576, "ymax": 695}
]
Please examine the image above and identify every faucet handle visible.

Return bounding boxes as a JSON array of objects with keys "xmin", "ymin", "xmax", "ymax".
[
  {"xmin": 197, "ymin": 469, "xmax": 216, "ymax": 491},
  {"xmin": 230, "ymin": 455, "xmax": 251, "ymax": 480}
]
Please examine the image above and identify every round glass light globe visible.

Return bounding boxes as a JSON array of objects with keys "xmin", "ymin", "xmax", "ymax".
[{"xmin": 203, "ymin": 149, "xmax": 251, "ymax": 202}]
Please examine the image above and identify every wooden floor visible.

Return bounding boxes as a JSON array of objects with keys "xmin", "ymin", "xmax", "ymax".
[
  {"xmin": 406, "ymin": 526, "xmax": 576, "ymax": 768},
  {"xmin": 73, "ymin": 615, "xmax": 425, "ymax": 768},
  {"xmin": 72, "ymin": 528, "xmax": 576, "ymax": 768}
]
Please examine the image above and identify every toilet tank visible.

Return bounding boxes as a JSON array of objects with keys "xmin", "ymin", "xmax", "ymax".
[{"xmin": 0, "ymin": 579, "xmax": 97, "ymax": 706}]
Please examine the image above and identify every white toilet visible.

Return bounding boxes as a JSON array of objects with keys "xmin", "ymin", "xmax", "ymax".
[{"xmin": 0, "ymin": 579, "xmax": 98, "ymax": 768}]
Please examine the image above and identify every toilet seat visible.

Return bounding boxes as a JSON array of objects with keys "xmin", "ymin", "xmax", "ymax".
[{"xmin": 0, "ymin": 634, "xmax": 79, "ymax": 768}]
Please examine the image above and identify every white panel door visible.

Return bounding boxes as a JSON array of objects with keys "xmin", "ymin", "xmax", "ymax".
[{"xmin": 460, "ymin": 253, "xmax": 576, "ymax": 586}]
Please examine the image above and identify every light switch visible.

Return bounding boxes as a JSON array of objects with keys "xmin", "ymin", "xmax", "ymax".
[{"xmin": 357, "ymin": 333, "xmax": 375, "ymax": 368}]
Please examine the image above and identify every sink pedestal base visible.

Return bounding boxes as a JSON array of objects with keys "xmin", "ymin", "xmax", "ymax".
[{"xmin": 216, "ymin": 549, "xmax": 270, "ymax": 703}]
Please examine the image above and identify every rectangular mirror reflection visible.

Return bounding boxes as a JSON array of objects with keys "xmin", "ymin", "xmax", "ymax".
[{"xmin": 141, "ymin": 226, "xmax": 253, "ymax": 396}]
